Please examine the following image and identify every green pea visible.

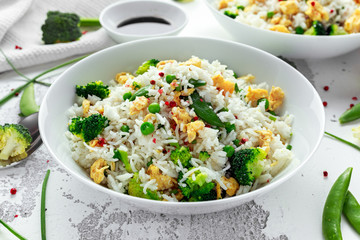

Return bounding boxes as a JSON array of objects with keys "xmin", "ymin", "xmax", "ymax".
[
  {"xmin": 123, "ymin": 92, "xmax": 132, "ymax": 100},
  {"xmin": 223, "ymin": 145, "xmax": 235, "ymax": 157},
  {"xmin": 121, "ymin": 125, "xmax": 130, "ymax": 132},
  {"xmin": 141, "ymin": 122, "xmax": 155, "ymax": 135},
  {"xmin": 166, "ymin": 75, "xmax": 176, "ymax": 84},
  {"xmin": 148, "ymin": 103, "xmax": 160, "ymax": 113}
]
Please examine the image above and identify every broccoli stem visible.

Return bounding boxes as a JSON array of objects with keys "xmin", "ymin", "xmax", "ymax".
[
  {"xmin": 79, "ymin": 18, "xmax": 101, "ymax": 27},
  {"xmin": 0, "ymin": 137, "xmax": 16, "ymax": 160}
]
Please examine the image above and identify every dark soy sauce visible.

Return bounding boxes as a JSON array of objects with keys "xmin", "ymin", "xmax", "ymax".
[{"xmin": 117, "ymin": 16, "xmax": 173, "ymax": 35}]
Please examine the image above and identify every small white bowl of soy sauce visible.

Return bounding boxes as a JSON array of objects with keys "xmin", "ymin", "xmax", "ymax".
[{"xmin": 100, "ymin": 0, "xmax": 189, "ymax": 43}]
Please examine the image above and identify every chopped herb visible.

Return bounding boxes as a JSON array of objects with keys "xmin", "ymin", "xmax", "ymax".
[
  {"xmin": 237, "ymin": 5, "xmax": 245, "ymax": 10},
  {"xmin": 286, "ymin": 144, "xmax": 292, "ymax": 150},
  {"xmin": 233, "ymin": 139, "xmax": 241, "ymax": 147},
  {"xmin": 269, "ymin": 115, "xmax": 277, "ymax": 121},
  {"xmin": 267, "ymin": 11, "xmax": 275, "ymax": 18},
  {"xmin": 295, "ymin": 26, "xmax": 305, "ymax": 34}
]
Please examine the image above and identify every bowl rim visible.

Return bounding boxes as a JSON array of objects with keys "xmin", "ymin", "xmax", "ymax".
[
  {"xmin": 99, "ymin": 0, "xmax": 189, "ymax": 39},
  {"xmin": 39, "ymin": 36, "xmax": 325, "ymax": 209},
  {"xmin": 203, "ymin": 0, "xmax": 360, "ymax": 39}
]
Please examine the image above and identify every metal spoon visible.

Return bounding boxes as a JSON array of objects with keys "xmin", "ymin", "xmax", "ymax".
[{"xmin": 0, "ymin": 113, "xmax": 42, "ymax": 169}]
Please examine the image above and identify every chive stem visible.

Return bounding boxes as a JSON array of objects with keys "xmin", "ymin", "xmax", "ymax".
[
  {"xmin": 41, "ymin": 170, "xmax": 50, "ymax": 240},
  {"xmin": 324, "ymin": 131, "xmax": 360, "ymax": 151},
  {"xmin": 0, "ymin": 219, "xmax": 27, "ymax": 240}
]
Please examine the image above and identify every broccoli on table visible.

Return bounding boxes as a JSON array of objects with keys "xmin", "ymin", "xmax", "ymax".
[
  {"xmin": 41, "ymin": 11, "xmax": 100, "ymax": 44},
  {"xmin": 68, "ymin": 113, "xmax": 109, "ymax": 142},
  {"xmin": 170, "ymin": 146, "xmax": 192, "ymax": 168},
  {"xmin": 136, "ymin": 59, "xmax": 160, "ymax": 75},
  {"xmin": 0, "ymin": 124, "xmax": 32, "ymax": 161},
  {"xmin": 113, "ymin": 149, "xmax": 132, "ymax": 173},
  {"xmin": 75, "ymin": 81, "xmax": 110, "ymax": 99},
  {"xmin": 128, "ymin": 172, "xmax": 160, "ymax": 200},
  {"xmin": 178, "ymin": 171, "xmax": 217, "ymax": 201},
  {"xmin": 229, "ymin": 148, "xmax": 267, "ymax": 186}
]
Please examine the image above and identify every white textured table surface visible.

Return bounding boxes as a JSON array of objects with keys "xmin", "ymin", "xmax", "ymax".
[{"xmin": 1, "ymin": 1, "xmax": 360, "ymax": 239}]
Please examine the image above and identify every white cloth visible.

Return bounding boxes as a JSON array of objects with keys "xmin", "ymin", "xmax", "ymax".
[{"xmin": 0, "ymin": 0, "xmax": 117, "ymax": 73}]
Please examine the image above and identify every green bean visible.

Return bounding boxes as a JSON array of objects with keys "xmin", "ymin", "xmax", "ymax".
[
  {"xmin": 339, "ymin": 102, "xmax": 360, "ymax": 124},
  {"xmin": 343, "ymin": 191, "xmax": 360, "ymax": 234},
  {"xmin": 19, "ymin": 83, "xmax": 40, "ymax": 117},
  {"xmin": 324, "ymin": 132, "xmax": 360, "ymax": 151},
  {"xmin": 41, "ymin": 170, "xmax": 51, "ymax": 240},
  {"xmin": 0, "ymin": 219, "xmax": 27, "ymax": 240},
  {"xmin": 322, "ymin": 167, "xmax": 353, "ymax": 240},
  {"xmin": 190, "ymin": 91, "xmax": 224, "ymax": 127},
  {"xmin": 188, "ymin": 78, "xmax": 206, "ymax": 87},
  {"xmin": 129, "ymin": 85, "xmax": 150, "ymax": 101}
]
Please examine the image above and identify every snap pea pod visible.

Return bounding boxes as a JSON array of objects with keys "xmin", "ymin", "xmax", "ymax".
[
  {"xmin": 339, "ymin": 102, "xmax": 360, "ymax": 124},
  {"xmin": 188, "ymin": 78, "xmax": 207, "ymax": 87},
  {"xmin": 20, "ymin": 83, "xmax": 40, "ymax": 117},
  {"xmin": 129, "ymin": 85, "xmax": 150, "ymax": 101},
  {"xmin": 322, "ymin": 167, "xmax": 353, "ymax": 240},
  {"xmin": 343, "ymin": 191, "xmax": 360, "ymax": 234},
  {"xmin": 190, "ymin": 91, "xmax": 224, "ymax": 127}
]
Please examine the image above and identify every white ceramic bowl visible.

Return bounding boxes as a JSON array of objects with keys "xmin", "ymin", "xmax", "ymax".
[
  {"xmin": 99, "ymin": 0, "xmax": 188, "ymax": 43},
  {"xmin": 39, "ymin": 37, "xmax": 325, "ymax": 214},
  {"xmin": 204, "ymin": 0, "xmax": 360, "ymax": 59}
]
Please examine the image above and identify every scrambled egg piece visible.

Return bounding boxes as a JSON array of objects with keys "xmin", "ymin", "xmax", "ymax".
[
  {"xmin": 172, "ymin": 107, "xmax": 192, "ymax": 126},
  {"xmin": 82, "ymin": 99, "xmax": 91, "ymax": 117},
  {"xmin": 144, "ymin": 113, "xmax": 157, "ymax": 123},
  {"xmin": 279, "ymin": 1, "xmax": 299, "ymax": 15},
  {"xmin": 156, "ymin": 60, "xmax": 175, "ymax": 70},
  {"xmin": 218, "ymin": 0, "xmax": 233, "ymax": 9},
  {"xmin": 246, "ymin": 86, "xmax": 268, "ymax": 106},
  {"xmin": 90, "ymin": 158, "xmax": 109, "ymax": 184},
  {"xmin": 180, "ymin": 57, "xmax": 202, "ymax": 68},
  {"xmin": 269, "ymin": 86, "xmax": 285, "ymax": 111},
  {"xmin": 89, "ymin": 139, "xmax": 99, "ymax": 148},
  {"xmin": 146, "ymin": 165, "xmax": 177, "ymax": 191},
  {"xmin": 305, "ymin": 1, "xmax": 329, "ymax": 21},
  {"xmin": 269, "ymin": 25, "xmax": 291, "ymax": 33},
  {"xmin": 181, "ymin": 88, "xmax": 195, "ymax": 96},
  {"xmin": 185, "ymin": 120, "xmax": 205, "ymax": 143},
  {"xmin": 221, "ymin": 176, "xmax": 239, "ymax": 196},
  {"xmin": 115, "ymin": 72, "xmax": 134, "ymax": 85},
  {"xmin": 216, "ymin": 182, "xmax": 222, "ymax": 199},
  {"xmin": 173, "ymin": 92, "xmax": 182, "ymax": 106},
  {"xmin": 256, "ymin": 130, "xmax": 273, "ymax": 153},
  {"xmin": 345, "ymin": 9, "xmax": 360, "ymax": 33},
  {"xmin": 238, "ymin": 74, "xmax": 255, "ymax": 83},
  {"xmin": 129, "ymin": 96, "xmax": 149, "ymax": 115},
  {"xmin": 212, "ymin": 74, "xmax": 235, "ymax": 94}
]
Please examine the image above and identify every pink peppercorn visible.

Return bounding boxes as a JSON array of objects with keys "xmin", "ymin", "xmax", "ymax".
[
  {"xmin": 10, "ymin": 188, "xmax": 17, "ymax": 195},
  {"xmin": 323, "ymin": 171, "xmax": 328, "ymax": 177},
  {"xmin": 323, "ymin": 101, "xmax": 328, "ymax": 107}
]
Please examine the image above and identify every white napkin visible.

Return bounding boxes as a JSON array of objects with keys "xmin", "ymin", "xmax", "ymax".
[{"xmin": 0, "ymin": 0, "xmax": 117, "ymax": 73}]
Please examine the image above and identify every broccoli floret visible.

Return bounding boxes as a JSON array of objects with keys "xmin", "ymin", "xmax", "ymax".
[
  {"xmin": 41, "ymin": 11, "xmax": 100, "ymax": 44},
  {"xmin": 113, "ymin": 149, "xmax": 132, "ymax": 172},
  {"xmin": 178, "ymin": 171, "xmax": 216, "ymax": 201},
  {"xmin": 327, "ymin": 24, "xmax": 347, "ymax": 35},
  {"xmin": 224, "ymin": 10, "xmax": 238, "ymax": 19},
  {"xmin": 199, "ymin": 151, "xmax": 210, "ymax": 161},
  {"xmin": 229, "ymin": 148, "xmax": 267, "ymax": 186},
  {"xmin": 136, "ymin": 59, "xmax": 160, "ymax": 75},
  {"xmin": 304, "ymin": 21, "xmax": 326, "ymax": 35},
  {"xmin": 128, "ymin": 172, "xmax": 160, "ymax": 200},
  {"xmin": 68, "ymin": 113, "xmax": 109, "ymax": 142},
  {"xmin": 0, "ymin": 124, "xmax": 32, "ymax": 161},
  {"xmin": 75, "ymin": 81, "xmax": 110, "ymax": 99},
  {"xmin": 170, "ymin": 146, "xmax": 192, "ymax": 168}
]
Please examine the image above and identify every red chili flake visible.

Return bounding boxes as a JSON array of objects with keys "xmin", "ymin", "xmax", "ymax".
[
  {"xmin": 14, "ymin": 92, "xmax": 19, "ymax": 96},
  {"xmin": 350, "ymin": 103, "xmax": 354, "ymax": 108},
  {"xmin": 193, "ymin": 116, "xmax": 199, "ymax": 121},
  {"xmin": 15, "ymin": 45, "xmax": 22, "ymax": 50},
  {"xmin": 152, "ymin": 138, "xmax": 156, "ymax": 144},
  {"xmin": 330, "ymin": 9, "xmax": 334, "ymax": 13},
  {"xmin": 147, "ymin": 98, "xmax": 150, "ymax": 102},
  {"xmin": 11, "ymin": 88, "xmax": 14, "ymax": 91},
  {"xmin": 14, "ymin": 215, "xmax": 18, "ymax": 218},
  {"xmin": 150, "ymin": 80, "xmax": 156, "ymax": 85},
  {"xmin": 184, "ymin": 141, "xmax": 189, "ymax": 145},
  {"xmin": 159, "ymin": 72, "xmax": 164, "ymax": 77},
  {"xmin": 46, "ymin": 160, "xmax": 49, "ymax": 163},
  {"xmin": 171, "ymin": 124, "xmax": 177, "ymax": 130},
  {"xmin": 10, "ymin": 188, "xmax": 17, "ymax": 195},
  {"xmin": 162, "ymin": 149, "xmax": 167, "ymax": 154},
  {"xmin": 235, "ymin": 116, "xmax": 238, "ymax": 119},
  {"xmin": 125, "ymin": 84, "xmax": 129, "ymax": 87},
  {"xmin": 158, "ymin": 89, "xmax": 163, "ymax": 94},
  {"xmin": 323, "ymin": 171, "xmax": 328, "ymax": 177},
  {"xmin": 165, "ymin": 101, "xmax": 169, "ymax": 106},
  {"xmin": 82, "ymin": 31, "xmax": 88, "ymax": 35},
  {"xmin": 311, "ymin": 1, "xmax": 315, "ymax": 6},
  {"xmin": 352, "ymin": 97, "xmax": 358, "ymax": 101},
  {"xmin": 205, "ymin": 124, "xmax": 211, "ymax": 128},
  {"xmin": 199, "ymin": 99, "xmax": 204, "ymax": 102},
  {"xmin": 266, "ymin": 179, "xmax": 270, "ymax": 183},
  {"xmin": 323, "ymin": 86, "xmax": 329, "ymax": 91},
  {"xmin": 98, "ymin": 138, "xmax": 106, "ymax": 147},
  {"xmin": 169, "ymin": 101, "xmax": 176, "ymax": 107},
  {"xmin": 323, "ymin": 101, "xmax": 328, "ymax": 107},
  {"xmin": 241, "ymin": 138, "xmax": 248, "ymax": 144}
]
